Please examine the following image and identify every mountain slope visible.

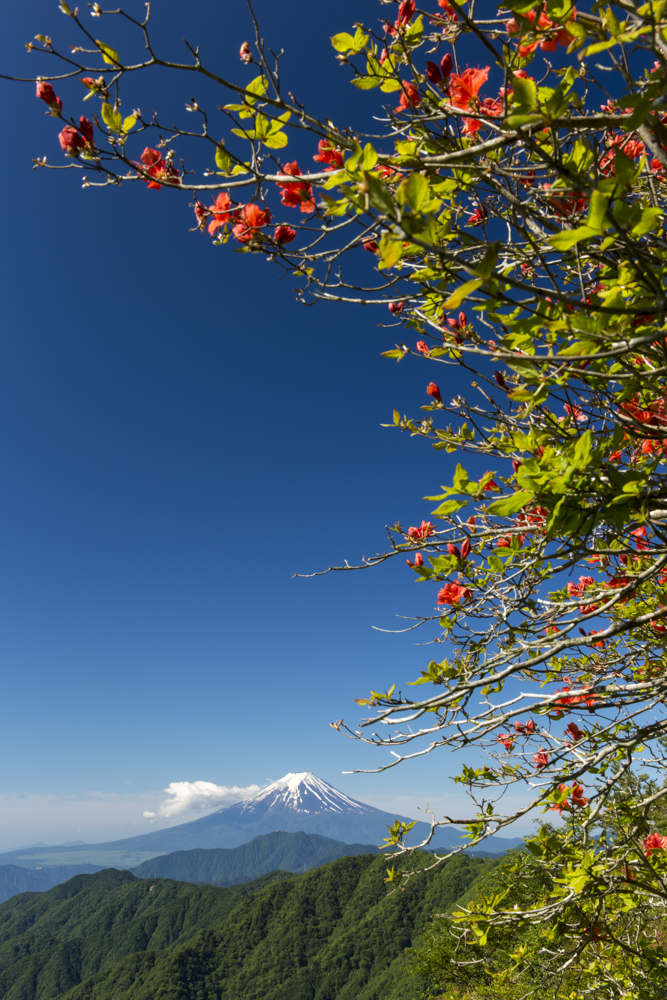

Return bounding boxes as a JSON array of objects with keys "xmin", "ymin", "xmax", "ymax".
[
  {"xmin": 133, "ymin": 831, "xmax": 380, "ymax": 884},
  {"xmin": 0, "ymin": 867, "xmax": 296, "ymax": 1000},
  {"xmin": 0, "ymin": 853, "xmax": 497, "ymax": 1000},
  {"xmin": 0, "ymin": 773, "xmax": 523, "ymax": 870}
]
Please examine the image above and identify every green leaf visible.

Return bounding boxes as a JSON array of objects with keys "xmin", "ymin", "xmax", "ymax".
[
  {"xmin": 404, "ymin": 173, "xmax": 429, "ymax": 211},
  {"xmin": 215, "ymin": 145, "xmax": 233, "ymax": 174},
  {"xmin": 380, "ymin": 78, "xmax": 403, "ymax": 93},
  {"xmin": 122, "ymin": 116, "xmax": 137, "ymax": 133},
  {"xmin": 475, "ymin": 242, "xmax": 500, "ymax": 279},
  {"xmin": 95, "ymin": 40, "xmax": 120, "ymax": 66},
  {"xmin": 573, "ymin": 429, "xmax": 593, "ymax": 469},
  {"xmin": 263, "ymin": 132, "xmax": 288, "ymax": 149},
  {"xmin": 331, "ymin": 31, "xmax": 355, "ymax": 51},
  {"xmin": 443, "ymin": 278, "xmax": 483, "ymax": 310},
  {"xmin": 378, "ymin": 233, "xmax": 403, "ymax": 269},
  {"xmin": 485, "ymin": 491, "xmax": 535, "ymax": 516},
  {"xmin": 331, "ymin": 27, "xmax": 368, "ymax": 54},
  {"xmin": 352, "ymin": 76, "xmax": 381, "ymax": 90},
  {"xmin": 549, "ymin": 226, "xmax": 597, "ymax": 250},
  {"xmin": 362, "ymin": 171, "xmax": 396, "ymax": 216},
  {"xmin": 101, "ymin": 102, "xmax": 123, "ymax": 133},
  {"xmin": 512, "ymin": 75, "xmax": 537, "ymax": 111},
  {"xmin": 586, "ymin": 189, "xmax": 609, "ymax": 232},
  {"xmin": 361, "ymin": 143, "xmax": 378, "ymax": 170}
]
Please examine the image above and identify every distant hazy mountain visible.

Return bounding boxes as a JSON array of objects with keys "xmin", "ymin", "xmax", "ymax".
[
  {"xmin": 133, "ymin": 831, "xmax": 380, "ymax": 884},
  {"xmin": 0, "ymin": 772, "xmax": 523, "ymax": 870},
  {"xmin": 0, "ymin": 864, "xmax": 106, "ymax": 903}
]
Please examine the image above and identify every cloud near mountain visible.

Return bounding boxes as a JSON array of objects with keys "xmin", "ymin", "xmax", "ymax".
[{"xmin": 143, "ymin": 781, "xmax": 267, "ymax": 821}]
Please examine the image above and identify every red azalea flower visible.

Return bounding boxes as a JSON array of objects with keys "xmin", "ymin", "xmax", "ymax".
[
  {"xmin": 416, "ymin": 341, "xmax": 430, "ymax": 354},
  {"xmin": 36, "ymin": 80, "xmax": 62, "ymax": 112},
  {"xmin": 137, "ymin": 147, "xmax": 180, "ymax": 190},
  {"xmin": 363, "ymin": 240, "xmax": 379, "ymax": 253},
  {"xmin": 408, "ymin": 521, "xmax": 435, "ymax": 541},
  {"xmin": 313, "ymin": 139, "xmax": 344, "ymax": 170},
  {"xmin": 437, "ymin": 582, "xmax": 473, "ymax": 605},
  {"xmin": 207, "ymin": 192, "xmax": 236, "ymax": 235},
  {"xmin": 571, "ymin": 783, "xmax": 589, "ymax": 807},
  {"xmin": 467, "ymin": 206, "xmax": 488, "ymax": 226},
  {"xmin": 426, "ymin": 382, "xmax": 441, "ymax": 400},
  {"xmin": 437, "ymin": 0, "xmax": 458, "ymax": 20},
  {"xmin": 232, "ymin": 203, "xmax": 271, "ymax": 243},
  {"xmin": 449, "ymin": 66, "xmax": 490, "ymax": 110},
  {"xmin": 496, "ymin": 734, "xmax": 513, "ymax": 752},
  {"xmin": 643, "ymin": 832, "xmax": 667, "ymax": 856},
  {"xmin": 274, "ymin": 225, "xmax": 296, "ymax": 245},
  {"xmin": 277, "ymin": 161, "xmax": 316, "ymax": 213},
  {"xmin": 58, "ymin": 126, "xmax": 86, "ymax": 154},
  {"xmin": 532, "ymin": 751, "xmax": 550, "ymax": 769},
  {"xmin": 396, "ymin": 81, "xmax": 421, "ymax": 112}
]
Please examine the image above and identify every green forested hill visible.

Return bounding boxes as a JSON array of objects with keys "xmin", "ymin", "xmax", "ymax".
[
  {"xmin": 132, "ymin": 831, "xmax": 380, "ymax": 884},
  {"xmin": 0, "ymin": 853, "xmax": 496, "ymax": 1000}
]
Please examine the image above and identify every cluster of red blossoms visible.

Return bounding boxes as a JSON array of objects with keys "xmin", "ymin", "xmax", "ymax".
[
  {"xmin": 195, "ymin": 192, "xmax": 285, "ymax": 245},
  {"xmin": 37, "ymin": 80, "xmax": 96, "ymax": 155},
  {"xmin": 550, "ymin": 781, "xmax": 589, "ymax": 815},
  {"xmin": 644, "ymin": 832, "xmax": 667, "ymax": 856},
  {"xmin": 506, "ymin": 8, "xmax": 577, "ymax": 55},
  {"xmin": 277, "ymin": 162, "xmax": 316, "ymax": 213},
  {"xmin": 437, "ymin": 582, "xmax": 473, "ymax": 605},
  {"xmin": 136, "ymin": 148, "xmax": 180, "ymax": 191}
]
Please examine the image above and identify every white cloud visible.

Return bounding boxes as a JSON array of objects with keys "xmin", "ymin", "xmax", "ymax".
[{"xmin": 142, "ymin": 781, "xmax": 264, "ymax": 822}]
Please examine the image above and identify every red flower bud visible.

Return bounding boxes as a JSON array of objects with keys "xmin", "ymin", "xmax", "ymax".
[
  {"xmin": 239, "ymin": 41, "xmax": 252, "ymax": 63},
  {"xmin": 79, "ymin": 116, "xmax": 94, "ymax": 144},
  {"xmin": 494, "ymin": 371, "xmax": 507, "ymax": 390},
  {"xmin": 58, "ymin": 126, "xmax": 86, "ymax": 154},
  {"xmin": 36, "ymin": 80, "xmax": 62, "ymax": 111},
  {"xmin": 447, "ymin": 543, "xmax": 461, "ymax": 559},
  {"xmin": 461, "ymin": 538, "xmax": 471, "ymax": 559},
  {"xmin": 414, "ymin": 552, "xmax": 424, "ymax": 567},
  {"xmin": 363, "ymin": 240, "xmax": 379, "ymax": 253},
  {"xmin": 440, "ymin": 53, "xmax": 453, "ymax": 78},
  {"xmin": 425, "ymin": 61, "xmax": 443, "ymax": 85},
  {"xmin": 388, "ymin": 301, "xmax": 404, "ymax": 315},
  {"xmin": 426, "ymin": 382, "xmax": 441, "ymax": 400},
  {"xmin": 396, "ymin": 0, "xmax": 416, "ymax": 25}
]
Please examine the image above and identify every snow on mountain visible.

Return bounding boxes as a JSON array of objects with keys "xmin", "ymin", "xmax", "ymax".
[{"xmin": 233, "ymin": 773, "xmax": 374, "ymax": 817}]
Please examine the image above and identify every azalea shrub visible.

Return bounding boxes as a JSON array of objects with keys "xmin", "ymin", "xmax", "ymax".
[{"xmin": 13, "ymin": 0, "xmax": 667, "ymax": 994}]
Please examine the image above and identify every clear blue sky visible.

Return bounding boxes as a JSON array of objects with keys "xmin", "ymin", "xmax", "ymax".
[{"xmin": 0, "ymin": 0, "xmax": 508, "ymax": 849}]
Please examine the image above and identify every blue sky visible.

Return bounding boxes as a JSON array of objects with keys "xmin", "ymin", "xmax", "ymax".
[{"xmin": 0, "ymin": 0, "xmax": 516, "ymax": 850}]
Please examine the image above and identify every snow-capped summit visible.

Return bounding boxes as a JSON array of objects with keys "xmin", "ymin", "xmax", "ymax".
[{"xmin": 235, "ymin": 772, "xmax": 374, "ymax": 817}]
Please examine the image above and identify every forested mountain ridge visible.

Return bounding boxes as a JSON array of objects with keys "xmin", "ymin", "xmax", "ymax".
[
  {"xmin": 0, "ymin": 853, "xmax": 497, "ymax": 1000},
  {"xmin": 132, "ymin": 831, "xmax": 380, "ymax": 884}
]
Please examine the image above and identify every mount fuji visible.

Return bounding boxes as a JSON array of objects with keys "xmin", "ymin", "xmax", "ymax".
[{"xmin": 0, "ymin": 773, "xmax": 523, "ymax": 869}]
